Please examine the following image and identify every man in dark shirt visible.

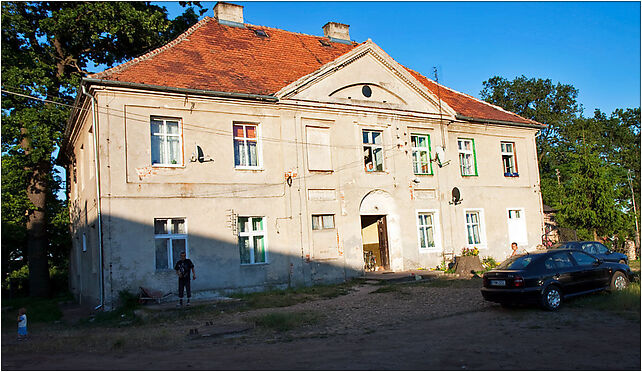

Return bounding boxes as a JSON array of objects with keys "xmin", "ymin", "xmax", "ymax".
[{"xmin": 174, "ymin": 251, "xmax": 196, "ymax": 306}]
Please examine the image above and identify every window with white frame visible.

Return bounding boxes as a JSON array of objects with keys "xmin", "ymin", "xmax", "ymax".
[
  {"xmin": 151, "ymin": 117, "xmax": 183, "ymax": 166},
  {"xmin": 363, "ymin": 130, "xmax": 384, "ymax": 172},
  {"xmin": 154, "ymin": 218, "xmax": 187, "ymax": 270},
  {"xmin": 411, "ymin": 134, "xmax": 432, "ymax": 175},
  {"xmin": 458, "ymin": 138, "xmax": 477, "ymax": 176},
  {"xmin": 238, "ymin": 217, "xmax": 267, "ymax": 264},
  {"xmin": 417, "ymin": 212, "xmax": 436, "ymax": 249},
  {"xmin": 312, "ymin": 214, "xmax": 335, "ymax": 230},
  {"xmin": 501, "ymin": 141, "xmax": 518, "ymax": 176},
  {"xmin": 465, "ymin": 210, "xmax": 484, "ymax": 245},
  {"xmin": 234, "ymin": 123, "xmax": 259, "ymax": 168}
]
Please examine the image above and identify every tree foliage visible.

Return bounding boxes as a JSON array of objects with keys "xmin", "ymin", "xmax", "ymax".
[
  {"xmin": 1, "ymin": 1, "xmax": 203, "ymax": 296},
  {"xmin": 481, "ymin": 75, "xmax": 640, "ymax": 247}
]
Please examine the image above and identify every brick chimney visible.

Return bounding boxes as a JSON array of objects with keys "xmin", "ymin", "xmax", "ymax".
[
  {"xmin": 323, "ymin": 22, "xmax": 350, "ymax": 42},
  {"xmin": 214, "ymin": 2, "xmax": 244, "ymax": 26}
]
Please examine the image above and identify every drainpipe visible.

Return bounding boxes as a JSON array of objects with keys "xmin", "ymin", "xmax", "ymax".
[{"xmin": 82, "ymin": 84, "xmax": 104, "ymax": 310}]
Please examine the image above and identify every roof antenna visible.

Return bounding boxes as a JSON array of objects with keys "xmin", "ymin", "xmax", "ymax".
[{"xmin": 433, "ymin": 66, "xmax": 447, "ymax": 150}]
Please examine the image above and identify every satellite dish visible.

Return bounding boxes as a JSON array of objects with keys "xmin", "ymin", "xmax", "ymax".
[
  {"xmin": 197, "ymin": 145, "xmax": 205, "ymax": 163},
  {"xmin": 434, "ymin": 146, "xmax": 450, "ymax": 167},
  {"xmin": 450, "ymin": 187, "xmax": 462, "ymax": 205}
]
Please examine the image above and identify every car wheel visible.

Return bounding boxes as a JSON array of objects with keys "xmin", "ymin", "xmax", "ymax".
[
  {"xmin": 540, "ymin": 286, "xmax": 562, "ymax": 311},
  {"xmin": 610, "ymin": 271, "xmax": 629, "ymax": 291}
]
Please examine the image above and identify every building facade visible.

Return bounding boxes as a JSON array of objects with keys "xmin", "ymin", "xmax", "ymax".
[{"xmin": 62, "ymin": 2, "xmax": 546, "ymax": 308}]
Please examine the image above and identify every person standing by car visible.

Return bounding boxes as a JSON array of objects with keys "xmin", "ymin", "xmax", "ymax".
[
  {"xmin": 510, "ymin": 242, "xmax": 526, "ymax": 257},
  {"xmin": 175, "ymin": 252, "xmax": 195, "ymax": 306}
]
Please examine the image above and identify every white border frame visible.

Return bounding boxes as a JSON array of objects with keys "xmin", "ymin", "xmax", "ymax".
[
  {"xmin": 463, "ymin": 208, "xmax": 487, "ymax": 249},
  {"xmin": 233, "ymin": 122, "xmax": 264, "ymax": 170},
  {"xmin": 506, "ymin": 207, "xmax": 528, "ymax": 246},
  {"xmin": 415, "ymin": 209, "xmax": 442, "ymax": 253},
  {"xmin": 150, "ymin": 117, "xmax": 185, "ymax": 168},
  {"xmin": 238, "ymin": 216, "xmax": 269, "ymax": 265},
  {"xmin": 154, "ymin": 217, "xmax": 189, "ymax": 270}
]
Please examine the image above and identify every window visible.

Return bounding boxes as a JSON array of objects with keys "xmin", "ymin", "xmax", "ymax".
[
  {"xmin": 238, "ymin": 217, "xmax": 267, "ymax": 264},
  {"xmin": 233, "ymin": 123, "xmax": 259, "ymax": 168},
  {"xmin": 82, "ymin": 233, "xmax": 87, "ymax": 252},
  {"xmin": 312, "ymin": 214, "xmax": 335, "ymax": 230},
  {"xmin": 465, "ymin": 210, "xmax": 484, "ymax": 246},
  {"xmin": 417, "ymin": 212, "xmax": 435, "ymax": 249},
  {"xmin": 154, "ymin": 218, "xmax": 187, "ymax": 270},
  {"xmin": 411, "ymin": 134, "xmax": 432, "ymax": 175},
  {"xmin": 151, "ymin": 117, "xmax": 183, "ymax": 166},
  {"xmin": 501, "ymin": 141, "xmax": 518, "ymax": 176},
  {"xmin": 569, "ymin": 251, "xmax": 597, "ymax": 266},
  {"xmin": 363, "ymin": 130, "xmax": 384, "ymax": 172},
  {"xmin": 457, "ymin": 138, "xmax": 477, "ymax": 176},
  {"xmin": 306, "ymin": 126, "xmax": 332, "ymax": 171},
  {"xmin": 497, "ymin": 256, "xmax": 533, "ymax": 270},
  {"xmin": 549, "ymin": 252, "xmax": 574, "ymax": 269}
]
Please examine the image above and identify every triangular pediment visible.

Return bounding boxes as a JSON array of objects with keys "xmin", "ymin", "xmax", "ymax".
[{"xmin": 276, "ymin": 41, "xmax": 456, "ymax": 117}]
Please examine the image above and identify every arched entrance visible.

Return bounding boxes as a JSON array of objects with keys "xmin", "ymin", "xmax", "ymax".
[{"xmin": 359, "ymin": 190, "xmax": 402, "ymax": 272}]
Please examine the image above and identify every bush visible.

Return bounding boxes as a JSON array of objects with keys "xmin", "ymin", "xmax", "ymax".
[
  {"xmin": 461, "ymin": 247, "xmax": 479, "ymax": 256},
  {"xmin": 481, "ymin": 257, "xmax": 499, "ymax": 270}
]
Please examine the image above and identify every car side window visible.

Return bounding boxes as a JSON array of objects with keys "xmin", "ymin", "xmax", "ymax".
[
  {"xmin": 570, "ymin": 251, "xmax": 597, "ymax": 266},
  {"xmin": 544, "ymin": 257, "xmax": 556, "ymax": 270},
  {"xmin": 595, "ymin": 243, "xmax": 609, "ymax": 255},
  {"xmin": 550, "ymin": 252, "xmax": 573, "ymax": 269},
  {"xmin": 581, "ymin": 243, "xmax": 595, "ymax": 254}
]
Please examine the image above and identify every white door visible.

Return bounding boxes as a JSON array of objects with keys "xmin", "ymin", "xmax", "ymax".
[{"xmin": 507, "ymin": 209, "xmax": 528, "ymax": 246}]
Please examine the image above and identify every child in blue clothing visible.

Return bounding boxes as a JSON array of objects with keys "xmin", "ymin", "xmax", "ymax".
[{"xmin": 17, "ymin": 308, "xmax": 27, "ymax": 340}]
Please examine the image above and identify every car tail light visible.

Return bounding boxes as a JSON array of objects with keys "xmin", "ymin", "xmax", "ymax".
[{"xmin": 513, "ymin": 276, "xmax": 524, "ymax": 287}]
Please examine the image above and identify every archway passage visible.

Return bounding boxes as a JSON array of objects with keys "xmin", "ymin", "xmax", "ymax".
[{"xmin": 361, "ymin": 215, "xmax": 390, "ymax": 271}]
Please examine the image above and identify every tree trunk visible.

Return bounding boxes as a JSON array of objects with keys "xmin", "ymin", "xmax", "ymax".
[{"xmin": 21, "ymin": 128, "xmax": 51, "ymax": 297}]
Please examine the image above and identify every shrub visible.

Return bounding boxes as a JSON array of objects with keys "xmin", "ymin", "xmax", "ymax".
[
  {"xmin": 461, "ymin": 247, "xmax": 479, "ymax": 256},
  {"xmin": 481, "ymin": 257, "xmax": 499, "ymax": 270}
]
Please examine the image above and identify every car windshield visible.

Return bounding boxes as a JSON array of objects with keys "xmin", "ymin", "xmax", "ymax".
[
  {"xmin": 496, "ymin": 255, "xmax": 534, "ymax": 270},
  {"xmin": 550, "ymin": 242, "xmax": 565, "ymax": 249}
]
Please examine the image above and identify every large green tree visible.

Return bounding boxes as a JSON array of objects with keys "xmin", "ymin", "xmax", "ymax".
[
  {"xmin": 1, "ymin": 1, "xmax": 204, "ymax": 296},
  {"xmin": 481, "ymin": 75, "xmax": 640, "ymax": 248}
]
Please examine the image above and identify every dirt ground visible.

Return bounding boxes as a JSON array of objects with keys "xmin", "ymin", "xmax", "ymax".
[{"xmin": 2, "ymin": 280, "xmax": 640, "ymax": 370}]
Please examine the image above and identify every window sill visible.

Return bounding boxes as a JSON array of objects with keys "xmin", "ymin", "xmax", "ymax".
[
  {"xmin": 365, "ymin": 170, "xmax": 388, "ymax": 174},
  {"xmin": 465, "ymin": 245, "xmax": 487, "ymax": 250},
  {"xmin": 461, "ymin": 174, "xmax": 478, "ymax": 177},
  {"xmin": 419, "ymin": 247, "xmax": 441, "ymax": 253},
  {"xmin": 240, "ymin": 262, "xmax": 269, "ymax": 266},
  {"xmin": 235, "ymin": 167, "xmax": 264, "ymax": 172},
  {"xmin": 152, "ymin": 164, "xmax": 185, "ymax": 168},
  {"xmin": 414, "ymin": 173, "xmax": 434, "ymax": 176},
  {"xmin": 504, "ymin": 172, "xmax": 519, "ymax": 177}
]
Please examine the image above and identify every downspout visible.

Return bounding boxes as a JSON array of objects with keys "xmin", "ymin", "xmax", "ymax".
[{"xmin": 82, "ymin": 84, "xmax": 104, "ymax": 310}]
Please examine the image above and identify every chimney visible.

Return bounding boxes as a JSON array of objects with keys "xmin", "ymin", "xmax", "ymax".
[
  {"xmin": 322, "ymin": 22, "xmax": 351, "ymax": 43},
  {"xmin": 214, "ymin": 2, "xmax": 244, "ymax": 26}
]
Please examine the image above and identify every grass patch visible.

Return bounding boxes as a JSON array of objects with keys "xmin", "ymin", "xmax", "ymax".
[
  {"xmin": 1, "ymin": 292, "xmax": 73, "ymax": 328},
  {"xmin": 371, "ymin": 285, "xmax": 402, "ymax": 293},
  {"xmin": 231, "ymin": 280, "xmax": 357, "ymax": 310},
  {"xmin": 418, "ymin": 277, "xmax": 482, "ymax": 288},
  {"xmin": 568, "ymin": 282, "xmax": 641, "ymax": 317},
  {"xmin": 252, "ymin": 311, "xmax": 321, "ymax": 332}
]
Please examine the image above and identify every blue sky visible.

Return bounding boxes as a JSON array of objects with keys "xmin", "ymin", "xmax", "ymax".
[{"xmin": 157, "ymin": 1, "xmax": 641, "ymax": 115}]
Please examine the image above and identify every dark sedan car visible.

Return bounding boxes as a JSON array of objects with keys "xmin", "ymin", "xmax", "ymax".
[
  {"xmin": 481, "ymin": 249, "xmax": 634, "ymax": 311},
  {"xmin": 551, "ymin": 241, "xmax": 628, "ymax": 265}
]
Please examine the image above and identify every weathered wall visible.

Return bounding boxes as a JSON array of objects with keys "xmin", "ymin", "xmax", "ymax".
[{"xmin": 67, "ymin": 60, "xmax": 544, "ymax": 307}]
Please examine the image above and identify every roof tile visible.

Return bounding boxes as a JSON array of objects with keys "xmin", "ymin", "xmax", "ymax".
[{"xmin": 92, "ymin": 17, "xmax": 542, "ymax": 126}]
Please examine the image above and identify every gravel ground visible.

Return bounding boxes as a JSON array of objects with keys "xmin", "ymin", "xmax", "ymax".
[{"xmin": 2, "ymin": 279, "xmax": 640, "ymax": 370}]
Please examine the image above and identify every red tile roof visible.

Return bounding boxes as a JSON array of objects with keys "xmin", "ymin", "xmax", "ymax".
[
  {"xmin": 92, "ymin": 17, "xmax": 542, "ymax": 127},
  {"xmin": 405, "ymin": 68, "xmax": 541, "ymax": 126}
]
